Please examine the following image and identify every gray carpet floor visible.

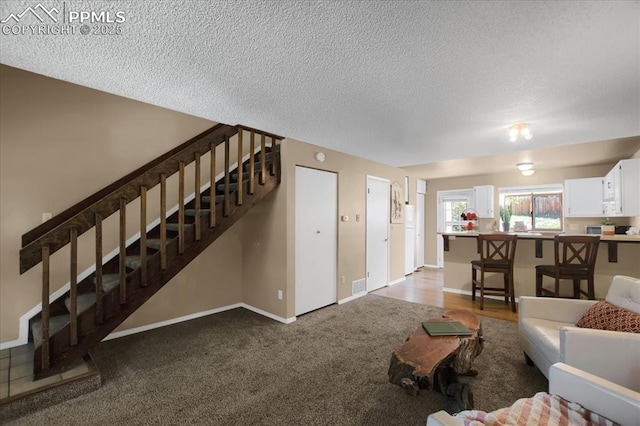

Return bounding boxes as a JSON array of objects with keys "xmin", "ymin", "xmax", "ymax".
[{"xmin": 4, "ymin": 295, "xmax": 547, "ymax": 425}]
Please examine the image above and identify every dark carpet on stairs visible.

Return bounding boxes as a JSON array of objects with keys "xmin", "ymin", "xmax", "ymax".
[{"xmin": 6, "ymin": 295, "xmax": 547, "ymax": 425}]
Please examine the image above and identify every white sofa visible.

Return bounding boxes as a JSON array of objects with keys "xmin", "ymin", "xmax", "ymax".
[
  {"xmin": 426, "ymin": 362, "xmax": 640, "ymax": 426},
  {"xmin": 518, "ymin": 274, "xmax": 640, "ymax": 389}
]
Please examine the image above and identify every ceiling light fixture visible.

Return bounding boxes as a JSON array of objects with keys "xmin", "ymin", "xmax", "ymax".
[
  {"xmin": 508, "ymin": 123, "xmax": 533, "ymax": 142},
  {"xmin": 517, "ymin": 162, "xmax": 535, "ymax": 176}
]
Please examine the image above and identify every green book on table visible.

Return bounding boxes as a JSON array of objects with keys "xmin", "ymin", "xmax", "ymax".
[{"xmin": 422, "ymin": 321, "xmax": 472, "ymax": 336}]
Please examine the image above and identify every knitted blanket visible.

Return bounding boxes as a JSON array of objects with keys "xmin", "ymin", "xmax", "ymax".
[{"xmin": 454, "ymin": 392, "xmax": 618, "ymax": 426}]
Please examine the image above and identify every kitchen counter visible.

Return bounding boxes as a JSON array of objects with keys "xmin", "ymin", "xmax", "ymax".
[
  {"xmin": 438, "ymin": 231, "xmax": 640, "ymax": 263},
  {"xmin": 438, "ymin": 231, "xmax": 640, "ymax": 300}
]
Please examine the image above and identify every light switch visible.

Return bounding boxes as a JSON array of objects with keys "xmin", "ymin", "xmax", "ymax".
[{"xmin": 356, "ymin": 214, "xmax": 360, "ymax": 222}]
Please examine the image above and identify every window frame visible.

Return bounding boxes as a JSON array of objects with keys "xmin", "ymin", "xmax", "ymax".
[{"xmin": 498, "ymin": 184, "xmax": 564, "ymax": 232}]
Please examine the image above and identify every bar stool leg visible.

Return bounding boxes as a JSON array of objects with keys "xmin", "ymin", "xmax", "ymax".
[
  {"xmin": 572, "ymin": 279, "xmax": 580, "ymax": 299},
  {"xmin": 535, "ymin": 271, "xmax": 543, "ymax": 297},
  {"xmin": 471, "ymin": 267, "xmax": 477, "ymax": 301},
  {"xmin": 554, "ymin": 277, "xmax": 561, "ymax": 297},
  {"xmin": 503, "ymin": 273, "xmax": 509, "ymax": 304},
  {"xmin": 587, "ymin": 277, "xmax": 595, "ymax": 300},
  {"xmin": 509, "ymin": 270, "xmax": 516, "ymax": 313},
  {"xmin": 479, "ymin": 270, "xmax": 485, "ymax": 310}
]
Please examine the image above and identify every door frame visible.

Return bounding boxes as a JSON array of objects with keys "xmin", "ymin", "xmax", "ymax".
[{"xmin": 366, "ymin": 175, "xmax": 390, "ymax": 292}]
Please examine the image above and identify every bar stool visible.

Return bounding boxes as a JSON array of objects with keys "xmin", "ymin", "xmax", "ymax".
[
  {"xmin": 471, "ymin": 233, "xmax": 518, "ymax": 312},
  {"xmin": 535, "ymin": 234, "xmax": 600, "ymax": 299}
]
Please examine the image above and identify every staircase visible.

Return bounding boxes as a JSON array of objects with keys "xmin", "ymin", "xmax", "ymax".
[{"xmin": 18, "ymin": 124, "xmax": 282, "ymax": 379}]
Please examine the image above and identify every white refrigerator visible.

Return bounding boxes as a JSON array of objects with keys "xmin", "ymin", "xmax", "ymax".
[{"xmin": 405, "ymin": 204, "xmax": 415, "ymax": 275}]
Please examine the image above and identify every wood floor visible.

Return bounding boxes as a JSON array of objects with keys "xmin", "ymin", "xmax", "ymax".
[{"xmin": 373, "ymin": 267, "xmax": 518, "ymax": 322}]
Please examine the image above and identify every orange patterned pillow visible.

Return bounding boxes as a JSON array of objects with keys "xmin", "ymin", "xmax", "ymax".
[{"xmin": 576, "ymin": 300, "xmax": 640, "ymax": 333}]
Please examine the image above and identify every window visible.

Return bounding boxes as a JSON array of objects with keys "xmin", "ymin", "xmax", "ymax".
[
  {"xmin": 437, "ymin": 189, "xmax": 473, "ymax": 232},
  {"xmin": 499, "ymin": 185, "xmax": 563, "ymax": 232}
]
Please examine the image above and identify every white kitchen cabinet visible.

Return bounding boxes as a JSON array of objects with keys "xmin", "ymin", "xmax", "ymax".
[
  {"xmin": 604, "ymin": 158, "xmax": 640, "ymax": 217},
  {"xmin": 602, "ymin": 167, "xmax": 617, "ymax": 201},
  {"xmin": 564, "ymin": 177, "xmax": 604, "ymax": 217},
  {"xmin": 473, "ymin": 185, "xmax": 494, "ymax": 218}
]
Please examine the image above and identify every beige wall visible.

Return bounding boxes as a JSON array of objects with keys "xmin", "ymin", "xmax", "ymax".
[
  {"xmin": 0, "ymin": 65, "xmax": 247, "ymax": 342},
  {"xmin": 242, "ymin": 138, "xmax": 408, "ymax": 319}
]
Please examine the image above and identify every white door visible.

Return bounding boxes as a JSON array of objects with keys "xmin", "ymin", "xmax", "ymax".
[
  {"xmin": 366, "ymin": 176, "xmax": 389, "ymax": 291},
  {"xmin": 416, "ymin": 193, "xmax": 425, "ymax": 268},
  {"xmin": 295, "ymin": 167, "xmax": 337, "ymax": 316}
]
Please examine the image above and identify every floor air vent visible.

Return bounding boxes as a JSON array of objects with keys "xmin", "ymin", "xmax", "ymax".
[{"xmin": 352, "ymin": 278, "xmax": 366, "ymax": 294}]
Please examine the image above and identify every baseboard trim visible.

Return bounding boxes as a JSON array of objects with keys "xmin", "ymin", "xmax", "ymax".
[
  {"xmin": 443, "ymin": 287, "xmax": 520, "ymax": 303},
  {"xmin": 241, "ymin": 303, "xmax": 296, "ymax": 324},
  {"xmin": 422, "ymin": 264, "xmax": 441, "ymax": 269},
  {"xmin": 388, "ymin": 277, "xmax": 406, "ymax": 287},
  {"xmin": 338, "ymin": 291, "xmax": 367, "ymax": 305}
]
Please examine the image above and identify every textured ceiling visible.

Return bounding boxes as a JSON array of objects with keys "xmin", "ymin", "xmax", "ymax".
[{"xmin": 0, "ymin": 1, "xmax": 639, "ymax": 168}]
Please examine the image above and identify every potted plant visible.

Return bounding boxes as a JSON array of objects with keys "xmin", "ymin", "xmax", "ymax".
[
  {"xmin": 500, "ymin": 205, "xmax": 512, "ymax": 232},
  {"xmin": 601, "ymin": 218, "xmax": 615, "ymax": 236}
]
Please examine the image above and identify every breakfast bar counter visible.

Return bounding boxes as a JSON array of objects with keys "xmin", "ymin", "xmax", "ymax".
[{"xmin": 437, "ymin": 232, "xmax": 640, "ymax": 300}]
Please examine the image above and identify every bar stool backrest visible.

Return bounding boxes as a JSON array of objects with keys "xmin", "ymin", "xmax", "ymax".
[
  {"xmin": 478, "ymin": 233, "xmax": 518, "ymax": 267},
  {"xmin": 553, "ymin": 234, "xmax": 600, "ymax": 272}
]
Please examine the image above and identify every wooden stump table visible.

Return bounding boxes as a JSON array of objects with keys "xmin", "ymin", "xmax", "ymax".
[{"xmin": 388, "ymin": 310, "xmax": 484, "ymax": 412}]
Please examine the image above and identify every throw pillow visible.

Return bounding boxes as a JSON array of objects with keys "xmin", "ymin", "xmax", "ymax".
[{"xmin": 576, "ymin": 300, "xmax": 640, "ymax": 333}]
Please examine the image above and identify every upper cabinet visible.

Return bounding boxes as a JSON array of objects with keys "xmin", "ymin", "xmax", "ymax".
[
  {"xmin": 473, "ymin": 185, "xmax": 494, "ymax": 218},
  {"xmin": 603, "ymin": 158, "xmax": 640, "ymax": 217},
  {"xmin": 564, "ymin": 177, "xmax": 604, "ymax": 217}
]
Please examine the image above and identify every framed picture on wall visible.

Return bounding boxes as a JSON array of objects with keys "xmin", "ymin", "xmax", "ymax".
[{"xmin": 391, "ymin": 181, "xmax": 404, "ymax": 223}]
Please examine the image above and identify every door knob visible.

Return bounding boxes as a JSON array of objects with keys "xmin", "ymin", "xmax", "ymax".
[{"xmin": 316, "ymin": 231, "xmax": 321, "ymax": 234}]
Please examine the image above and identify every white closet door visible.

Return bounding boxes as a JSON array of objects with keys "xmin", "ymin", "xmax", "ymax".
[
  {"xmin": 295, "ymin": 166, "xmax": 338, "ymax": 316},
  {"xmin": 366, "ymin": 176, "xmax": 389, "ymax": 292}
]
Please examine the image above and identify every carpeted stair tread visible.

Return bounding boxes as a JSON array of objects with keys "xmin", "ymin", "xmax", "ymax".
[
  {"xmin": 216, "ymin": 183, "xmax": 238, "ymax": 192},
  {"xmin": 231, "ymin": 171, "xmax": 250, "ymax": 182},
  {"xmin": 64, "ymin": 293, "xmax": 96, "ymax": 315},
  {"xmin": 125, "ymin": 255, "xmax": 142, "ymax": 270},
  {"xmin": 147, "ymin": 239, "xmax": 164, "ymax": 250},
  {"xmin": 92, "ymin": 273, "xmax": 120, "ymax": 293},
  {"xmin": 31, "ymin": 314, "xmax": 70, "ymax": 348},
  {"xmin": 166, "ymin": 223, "xmax": 194, "ymax": 232},
  {"xmin": 201, "ymin": 195, "xmax": 225, "ymax": 205},
  {"xmin": 185, "ymin": 209, "xmax": 211, "ymax": 216},
  {"xmin": 244, "ymin": 160, "xmax": 272, "ymax": 173}
]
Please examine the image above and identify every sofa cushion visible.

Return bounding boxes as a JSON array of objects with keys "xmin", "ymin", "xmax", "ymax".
[
  {"xmin": 520, "ymin": 317, "xmax": 571, "ymax": 365},
  {"xmin": 575, "ymin": 300, "xmax": 640, "ymax": 333}
]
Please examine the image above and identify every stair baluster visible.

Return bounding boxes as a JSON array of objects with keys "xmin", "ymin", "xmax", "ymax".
[
  {"xmin": 95, "ymin": 214, "xmax": 103, "ymax": 323},
  {"xmin": 41, "ymin": 245, "xmax": 51, "ymax": 372},
  {"xmin": 160, "ymin": 175, "xmax": 167, "ymax": 269},
  {"xmin": 224, "ymin": 137, "xmax": 230, "ymax": 217},
  {"xmin": 194, "ymin": 153, "xmax": 201, "ymax": 241},
  {"xmin": 69, "ymin": 228, "xmax": 78, "ymax": 345},
  {"xmin": 119, "ymin": 198, "xmax": 127, "ymax": 304},
  {"xmin": 249, "ymin": 130, "xmax": 255, "ymax": 195},
  {"xmin": 140, "ymin": 186, "xmax": 148, "ymax": 286},
  {"xmin": 237, "ymin": 128, "xmax": 243, "ymax": 206},
  {"xmin": 209, "ymin": 143, "xmax": 216, "ymax": 228},
  {"xmin": 260, "ymin": 133, "xmax": 266, "ymax": 185},
  {"xmin": 178, "ymin": 162, "xmax": 185, "ymax": 254}
]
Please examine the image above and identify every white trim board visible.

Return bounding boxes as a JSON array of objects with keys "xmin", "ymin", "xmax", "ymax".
[
  {"xmin": 338, "ymin": 291, "xmax": 367, "ymax": 305},
  {"xmin": 2, "ymin": 147, "xmax": 263, "ymax": 350},
  {"xmin": 388, "ymin": 277, "xmax": 406, "ymax": 286},
  {"xmin": 103, "ymin": 302, "xmax": 295, "ymax": 342}
]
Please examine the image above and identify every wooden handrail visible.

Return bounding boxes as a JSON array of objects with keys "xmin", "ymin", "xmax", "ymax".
[{"xmin": 19, "ymin": 124, "xmax": 239, "ymax": 274}]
